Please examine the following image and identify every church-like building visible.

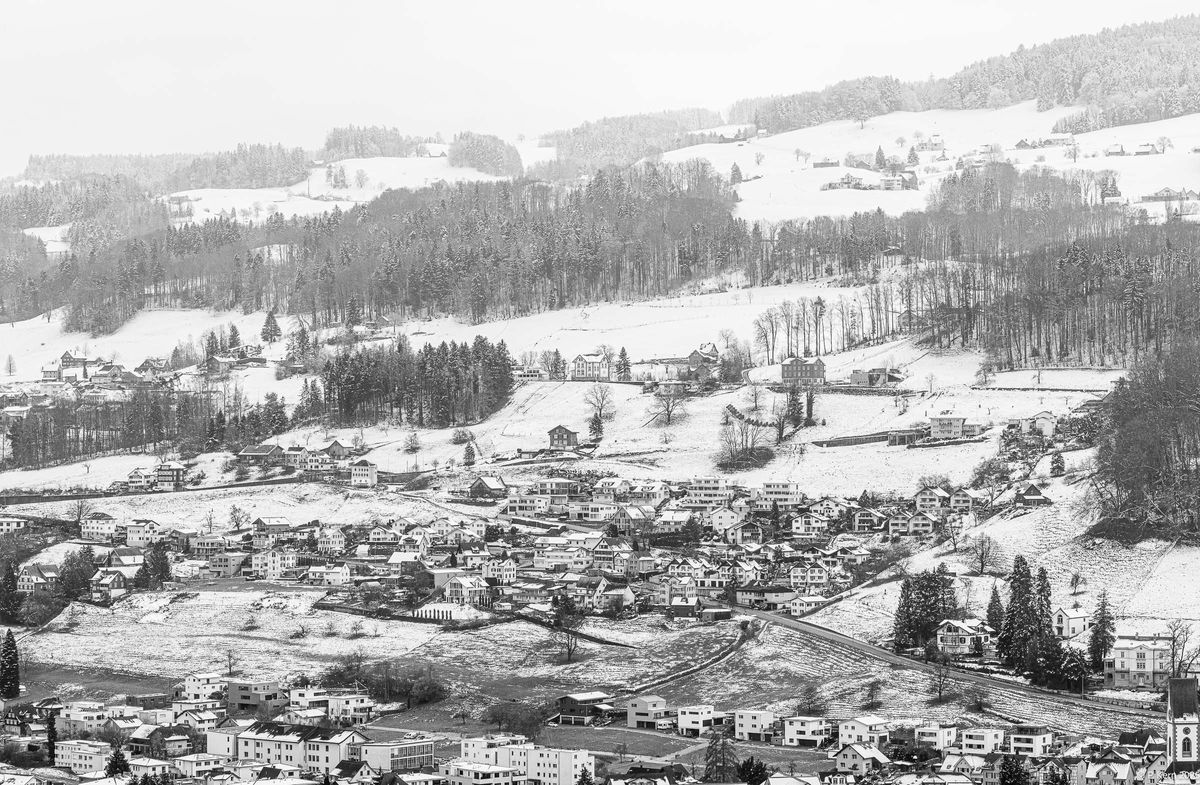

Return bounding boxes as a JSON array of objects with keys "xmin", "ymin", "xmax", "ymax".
[{"xmin": 1167, "ymin": 677, "xmax": 1200, "ymax": 777}]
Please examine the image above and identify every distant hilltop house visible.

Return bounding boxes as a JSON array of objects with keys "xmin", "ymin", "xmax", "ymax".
[
  {"xmin": 781, "ymin": 357, "xmax": 825, "ymax": 385},
  {"xmin": 928, "ymin": 413, "xmax": 983, "ymax": 440},
  {"xmin": 914, "ymin": 133, "xmax": 944, "ymax": 152},
  {"xmin": 1142, "ymin": 187, "xmax": 1200, "ymax": 203},
  {"xmin": 571, "ymin": 354, "xmax": 611, "ymax": 381},
  {"xmin": 643, "ymin": 345, "xmax": 719, "ymax": 381},
  {"xmin": 1105, "ymin": 143, "xmax": 1127, "ymax": 157},
  {"xmin": 1135, "ymin": 142, "xmax": 1164, "ymax": 156}
]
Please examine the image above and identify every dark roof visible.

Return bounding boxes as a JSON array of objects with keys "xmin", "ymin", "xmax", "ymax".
[
  {"xmin": 239, "ymin": 444, "xmax": 281, "ymax": 455},
  {"xmin": 1169, "ymin": 678, "xmax": 1199, "ymax": 719}
]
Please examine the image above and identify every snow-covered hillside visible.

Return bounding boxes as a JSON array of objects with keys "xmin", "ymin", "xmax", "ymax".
[
  {"xmin": 169, "ymin": 155, "xmax": 505, "ymax": 223},
  {"xmin": 0, "ymin": 307, "xmax": 301, "ymax": 383},
  {"xmin": 660, "ymin": 101, "xmax": 1200, "ymax": 222}
]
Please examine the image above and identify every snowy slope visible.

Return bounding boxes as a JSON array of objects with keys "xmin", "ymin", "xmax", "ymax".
[{"xmin": 170, "ymin": 155, "xmax": 504, "ymax": 223}]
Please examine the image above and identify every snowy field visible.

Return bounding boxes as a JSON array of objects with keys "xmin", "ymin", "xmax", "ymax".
[
  {"xmin": 0, "ymin": 307, "xmax": 302, "ymax": 385},
  {"xmin": 169, "ymin": 155, "xmax": 503, "ymax": 224},
  {"xmin": 22, "ymin": 223, "xmax": 71, "ymax": 256},
  {"xmin": 659, "ymin": 101, "xmax": 1200, "ymax": 222}
]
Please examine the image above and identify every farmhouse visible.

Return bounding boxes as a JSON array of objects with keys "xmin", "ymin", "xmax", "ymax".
[
  {"xmin": 350, "ymin": 459, "xmax": 377, "ymax": 487},
  {"xmin": 548, "ymin": 425, "xmax": 579, "ymax": 451},
  {"xmin": 936, "ymin": 619, "xmax": 995, "ymax": 657}
]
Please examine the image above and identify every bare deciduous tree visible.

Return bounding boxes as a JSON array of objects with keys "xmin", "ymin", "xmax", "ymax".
[
  {"xmin": 648, "ymin": 390, "xmax": 687, "ymax": 426},
  {"xmin": 584, "ymin": 383, "xmax": 614, "ymax": 422},
  {"xmin": 963, "ymin": 534, "xmax": 1004, "ymax": 576}
]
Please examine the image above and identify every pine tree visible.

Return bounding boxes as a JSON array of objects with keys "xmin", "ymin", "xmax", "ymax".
[
  {"xmin": 998, "ymin": 555, "xmax": 1034, "ymax": 667},
  {"xmin": 46, "ymin": 710, "xmax": 57, "ymax": 764},
  {"xmin": 907, "ymin": 146, "xmax": 919, "ymax": 166},
  {"xmin": 576, "ymin": 767, "xmax": 595, "ymax": 785},
  {"xmin": 616, "ymin": 347, "xmax": 632, "ymax": 381},
  {"xmin": 703, "ymin": 732, "xmax": 740, "ymax": 782},
  {"xmin": 463, "ymin": 443, "xmax": 476, "ymax": 467},
  {"xmin": 1050, "ymin": 453, "xmax": 1066, "ymax": 476},
  {"xmin": 892, "ymin": 577, "xmax": 916, "ymax": 651},
  {"xmin": 1089, "ymin": 590, "xmax": 1116, "ymax": 669},
  {"xmin": 345, "ymin": 296, "xmax": 363, "ymax": 328},
  {"xmin": 874, "ymin": 146, "xmax": 886, "ymax": 169},
  {"xmin": 736, "ymin": 757, "xmax": 770, "ymax": 785},
  {"xmin": 1034, "ymin": 566, "xmax": 1053, "ymax": 642},
  {"xmin": 986, "ymin": 584, "xmax": 1005, "ymax": 635},
  {"xmin": 228, "ymin": 324, "xmax": 241, "ymax": 349},
  {"xmin": 105, "ymin": 747, "xmax": 130, "ymax": 776},
  {"xmin": 588, "ymin": 412, "xmax": 603, "ymax": 440},
  {"xmin": 730, "ymin": 163, "xmax": 743, "ymax": 185},
  {"xmin": 999, "ymin": 753, "xmax": 1030, "ymax": 785},
  {"xmin": 261, "ymin": 310, "xmax": 282, "ymax": 344},
  {"xmin": 0, "ymin": 629, "xmax": 18, "ymax": 699},
  {"xmin": 0, "ymin": 562, "xmax": 20, "ymax": 624}
]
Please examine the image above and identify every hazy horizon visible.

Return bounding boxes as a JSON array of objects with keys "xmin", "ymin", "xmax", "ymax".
[{"xmin": 1, "ymin": 0, "xmax": 1191, "ymax": 177}]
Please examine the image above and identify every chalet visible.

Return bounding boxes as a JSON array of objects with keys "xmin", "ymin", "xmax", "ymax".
[
  {"xmin": 18, "ymin": 564, "xmax": 60, "ymax": 595},
  {"xmin": 238, "ymin": 444, "xmax": 284, "ymax": 464},
  {"xmin": 127, "ymin": 466, "xmax": 156, "ymax": 491},
  {"xmin": 791, "ymin": 511, "xmax": 831, "ymax": 539},
  {"xmin": 135, "ymin": 358, "xmax": 168, "ymax": 377},
  {"xmin": 571, "ymin": 354, "xmax": 611, "ymax": 381},
  {"xmin": 317, "ymin": 527, "xmax": 346, "ymax": 554},
  {"xmin": 852, "ymin": 508, "xmax": 887, "ymax": 533},
  {"xmin": 629, "ymin": 480, "xmax": 671, "ymax": 507},
  {"xmin": 205, "ymin": 355, "xmax": 238, "ymax": 377},
  {"xmin": 445, "ymin": 575, "xmax": 491, "ymax": 605},
  {"xmin": 349, "ymin": 459, "xmax": 377, "ymax": 487},
  {"xmin": 156, "ymin": 461, "xmax": 187, "ymax": 488},
  {"xmin": 592, "ymin": 477, "xmax": 632, "ymax": 502},
  {"xmin": 889, "ymin": 511, "xmax": 939, "ymax": 537},
  {"xmin": 548, "ymin": 425, "xmax": 579, "ymax": 451},
  {"xmin": 1012, "ymin": 411, "xmax": 1057, "ymax": 437},
  {"xmin": 1135, "ymin": 142, "xmax": 1162, "ymax": 156},
  {"xmin": 936, "ymin": 618, "xmax": 995, "ymax": 657},
  {"xmin": 781, "ymin": 357, "xmax": 826, "ymax": 384},
  {"xmin": 90, "ymin": 568, "xmax": 129, "ymax": 602},
  {"xmin": 1015, "ymin": 483, "xmax": 1052, "ymax": 507},
  {"xmin": 726, "ymin": 519, "xmax": 764, "ymax": 546},
  {"xmin": 1105, "ymin": 143, "xmax": 1126, "ymax": 156},
  {"xmin": 469, "ymin": 475, "xmax": 507, "ymax": 499}
]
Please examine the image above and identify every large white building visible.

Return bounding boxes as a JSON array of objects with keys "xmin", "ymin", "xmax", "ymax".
[
  {"xmin": 56, "ymin": 739, "xmax": 113, "ymax": 773},
  {"xmin": 461, "ymin": 736, "xmax": 592, "ymax": 785},
  {"xmin": 232, "ymin": 722, "xmax": 369, "ymax": 773},
  {"xmin": 350, "ymin": 739, "xmax": 437, "ymax": 773},
  {"xmin": 1105, "ymin": 634, "xmax": 1172, "ymax": 690}
]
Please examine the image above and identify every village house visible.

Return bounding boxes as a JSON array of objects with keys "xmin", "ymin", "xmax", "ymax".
[
  {"xmin": 629, "ymin": 480, "xmax": 671, "ymax": 507},
  {"xmin": 1008, "ymin": 725, "xmax": 1055, "ymax": 756},
  {"xmin": 839, "ymin": 716, "xmax": 889, "ymax": 748},
  {"xmin": 156, "ymin": 461, "xmax": 187, "ymax": 488},
  {"xmin": 56, "ymin": 739, "xmax": 114, "ymax": 773},
  {"xmin": 916, "ymin": 723, "xmax": 958, "ymax": 750},
  {"xmin": 231, "ymin": 721, "xmax": 369, "ymax": 773},
  {"xmin": 1054, "ymin": 606, "xmax": 1092, "ymax": 638},
  {"xmin": 960, "ymin": 728, "xmax": 1006, "ymax": 753},
  {"xmin": 627, "ymin": 695, "xmax": 674, "ymax": 730},
  {"xmin": 781, "ymin": 357, "xmax": 826, "ymax": 384},
  {"xmin": 0, "ymin": 516, "xmax": 27, "ymax": 534},
  {"xmin": 470, "ymin": 475, "xmax": 508, "ymax": 499},
  {"xmin": 736, "ymin": 582, "xmax": 796, "ymax": 610},
  {"xmin": 950, "ymin": 487, "xmax": 987, "ymax": 512},
  {"xmin": 676, "ymin": 705, "xmax": 723, "ymax": 737},
  {"xmin": 936, "ymin": 619, "xmax": 995, "ymax": 657},
  {"xmin": 126, "ymin": 518, "xmax": 168, "ymax": 548},
  {"xmin": 547, "ymin": 425, "xmax": 579, "ymax": 451},
  {"xmin": 446, "ymin": 575, "xmax": 491, "ymax": 605},
  {"xmin": 307, "ymin": 563, "xmax": 352, "ymax": 586},
  {"xmin": 782, "ymin": 716, "xmax": 833, "ymax": 747},
  {"xmin": 318, "ymin": 527, "xmax": 346, "ymax": 554},
  {"xmin": 571, "ymin": 354, "xmax": 611, "ymax": 381},
  {"xmin": 735, "ymin": 710, "xmax": 776, "ymax": 743},
  {"xmin": 929, "ymin": 414, "xmax": 983, "ymax": 440},
  {"xmin": 127, "ymin": 466, "xmax": 157, "ymax": 492},
  {"xmin": 17, "ymin": 564, "xmax": 60, "ymax": 596},
  {"xmin": 835, "ymin": 744, "xmax": 891, "ymax": 776},
  {"xmin": 1015, "ymin": 483, "xmax": 1053, "ymax": 507},
  {"xmin": 914, "ymin": 486, "xmax": 952, "ymax": 512},
  {"xmin": 350, "ymin": 459, "xmax": 378, "ymax": 487}
]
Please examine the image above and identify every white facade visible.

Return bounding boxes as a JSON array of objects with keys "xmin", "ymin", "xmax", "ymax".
[
  {"xmin": 57, "ymin": 740, "xmax": 113, "ymax": 773},
  {"xmin": 734, "ymin": 710, "xmax": 776, "ymax": 742},
  {"xmin": 782, "ymin": 716, "xmax": 833, "ymax": 747},
  {"xmin": 463, "ymin": 739, "xmax": 593, "ymax": 785}
]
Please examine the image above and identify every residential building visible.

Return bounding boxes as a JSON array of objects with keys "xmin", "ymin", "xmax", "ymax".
[
  {"xmin": 238, "ymin": 444, "xmax": 284, "ymax": 464},
  {"xmin": 1053, "ymin": 607, "xmax": 1092, "ymax": 638},
  {"xmin": 1105, "ymin": 635, "xmax": 1172, "ymax": 691},
  {"xmin": 173, "ymin": 753, "xmax": 229, "ymax": 779},
  {"xmin": 548, "ymin": 425, "xmax": 579, "ymax": 451},
  {"xmin": 129, "ymin": 757, "xmax": 173, "ymax": 778},
  {"xmin": 735, "ymin": 710, "xmax": 776, "ymax": 743},
  {"xmin": 156, "ymin": 461, "xmax": 187, "ymax": 488},
  {"xmin": 914, "ymin": 486, "xmax": 951, "ymax": 512},
  {"xmin": 1008, "ymin": 725, "xmax": 1054, "ymax": 756},
  {"xmin": 838, "ymin": 716, "xmax": 889, "ymax": 748},
  {"xmin": 916, "ymin": 724, "xmax": 958, "ymax": 750},
  {"xmin": 835, "ymin": 744, "xmax": 890, "ymax": 776},
  {"xmin": 1015, "ymin": 483, "xmax": 1053, "ymax": 507},
  {"xmin": 351, "ymin": 739, "xmax": 437, "ymax": 773},
  {"xmin": 677, "ymin": 705, "xmax": 721, "ymax": 737},
  {"xmin": 686, "ymin": 478, "xmax": 734, "ymax": 509},
  {"xmin": 82, "ymin": 511, "xmax": 119, "ymax": 541},
  {"xmin": 441, "ymin": 759, "xmax": 524, "ymax": 785},
  {"xmin": 56, "ymin": 739, "xmax": 114, "ymax": 773},
  {"xmin": 929, "ymin": 415, "xmax": 982, "ymax": 440},
  {"xmin": 350, "ymin": 459, "xmax": 377, "ymax": 487},
  {"xmin": 233, "ymin": 722, "xmax": 368, "ymax": 774},
  {"xmin": 126, "ymin": 518, "xmax": 168, "ymax": 548},
  {"xmin": 960, "ymin": 728, "xmax": 1005, "ymax": 753},
  {"xmin": 17, "ymin": 564, "xmax": 60, "ymax": 596},
  {"xmin": 128, "ymin": 467, "xmax": 157, "ymax": 491},
  {"xmin": 627, "ymin": 696, "xmax": 673, "ymax": 730},
  {"xmin": 463, "ymin": 738, "xmax": 593, "ymax": 785},
  {"xmin": 781, "ymin": 357, "xmax": 826, "ymax": 384},
  {"xmin": 556, "ymin": 692, "xmax": 614, "ymax": 726},
  {"xmin": 318, "ymin": 527, "xmax": 346, "ymax": 554},
  {"xmin": 0, "ymin": 517, "xmax": 26, "ymax": 534},
  {"xmin": 782, "ymin": 716, "xmax": 833, "ymax": 747},
  {"xmin": 936, "ymin": 619, "xmax": 995, "ymax": 657},
  {"xmin": 570, "ymin": 354, "xmax": 611, "ymax": 381},
  {"xmin": 307, "ymin": 563, "xmax": 351, "ymax": 586},
  {"xmin": 227, "ymin": 680, "xmax": 288, "ymax": 715}
]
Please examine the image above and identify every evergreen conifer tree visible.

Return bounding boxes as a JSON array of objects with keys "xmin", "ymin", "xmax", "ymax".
[
  {"xmin": 105, "ymin": 747, "xmax": 130, "ymax": 776},
  {"xmin": 463, "ymin": 443, "xmax": 476, "ymax": 467},
  {"xmin": 998, "ymin": 555, "xmax": 1034, "ymax": 666},
  {"xmin": 0, "ymin": 629, "xmax": 18, "ymax": 699},
  {"xmin": 986, "ymin": 584, "xmax": 1005, "ymax": 635},
  {"xmin": 0, "ymin": 562, "xmax": 19, "ymax": 624},
  {"xmin": 907, "ymin": 147, "xmax": 919, "ymax": 166},
  {"xmin": 576, "ymin": 767, "xmax": 595, "ymax": 785},
  {"xmin": 1089, "ymin": 590, "xmax": 1116, "ymax": 669},
  {"xmin": 46, "ymin": 711, "xmax": 57, "ymax": 764},
  {"xmin": 616, "ymin": 347, "xmax": 632, "ymax": 381},
  {"xmin": 589, "ymin": 413, "xmax": 603, "ymax": 440},
  {"xmin": 228, "ymin": 324, "xmax": 241, "ymax": 349},
  {"xmin": 730, "ymin": 163, "xmax": 743, "ymax": 185},
  {"xmin": 703, "ymin": 731, "xmax": 740, "ymax": 782}
]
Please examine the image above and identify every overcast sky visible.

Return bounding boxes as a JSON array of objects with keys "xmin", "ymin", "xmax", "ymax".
[{"xmin": 0, "ymin": 0, "xmax": 1189, "ymax": 176}]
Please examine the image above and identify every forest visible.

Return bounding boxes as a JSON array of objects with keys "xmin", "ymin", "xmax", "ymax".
[
  {"xmin": 540, "ymin": 107, "xmax": 724, "ymax": 172},
  {"xmin": 729, "ymin": 16, "xmax": 1200, "ymax": 135},
  {"xmin": 446, "ymin": 132, "xmax": 524, "ymax": 177}
]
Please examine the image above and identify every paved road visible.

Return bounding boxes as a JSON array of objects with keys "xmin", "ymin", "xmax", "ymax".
[{"xmin": 727, "ymin": 604, "xmax": 1164, "ymax": 721}]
